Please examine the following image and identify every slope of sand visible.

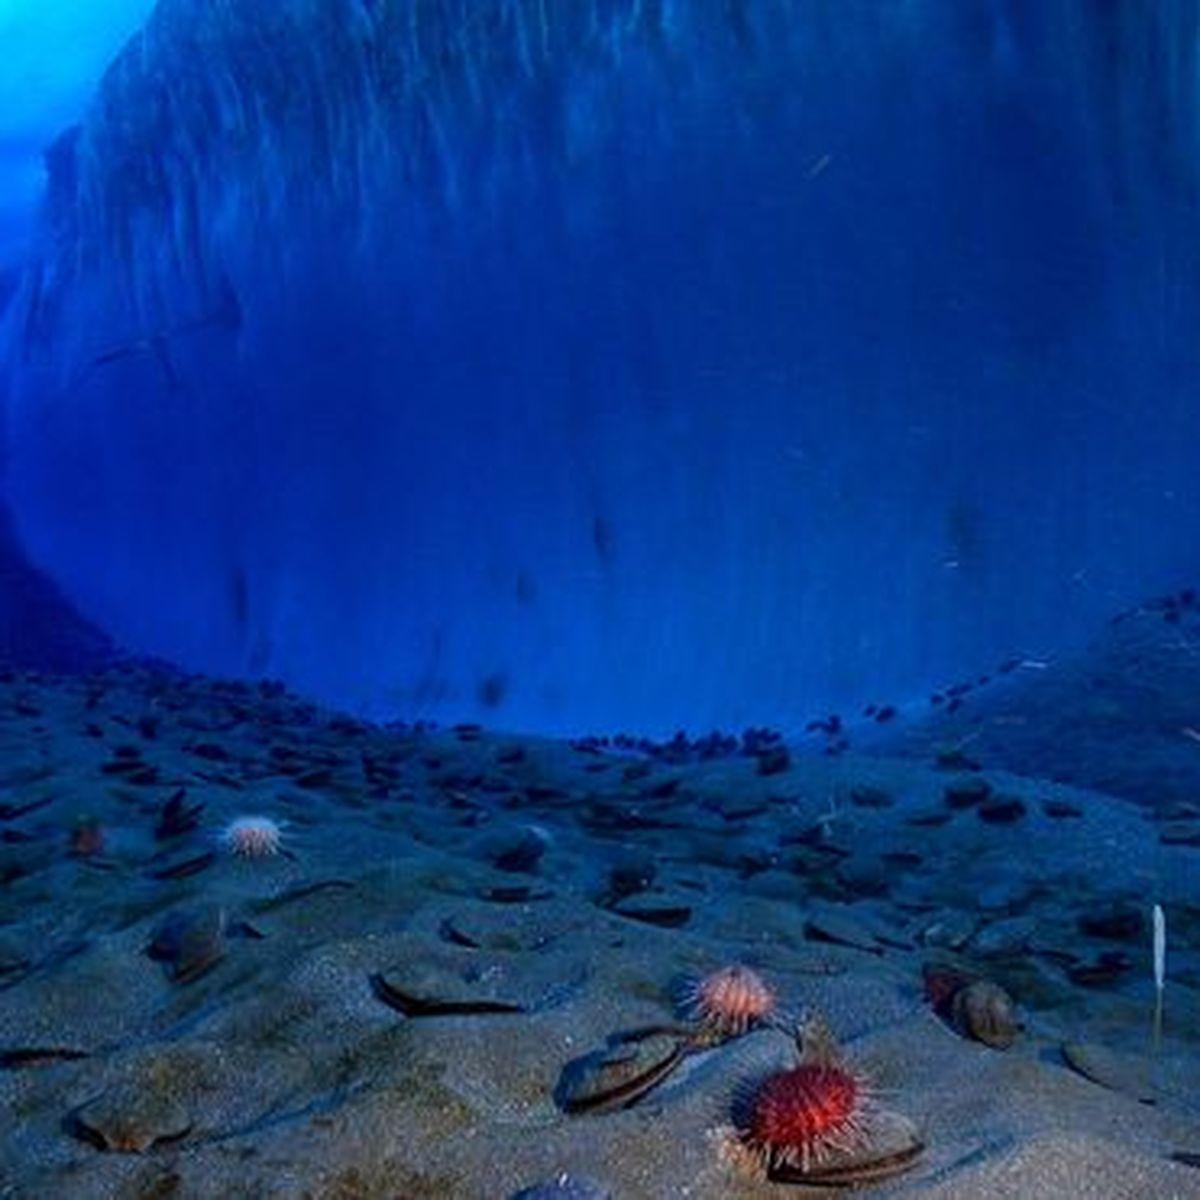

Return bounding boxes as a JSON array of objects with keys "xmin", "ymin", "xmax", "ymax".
[{"xmin": 0, "ymin": 649, "xmax": 1198, "ymax": 1198}]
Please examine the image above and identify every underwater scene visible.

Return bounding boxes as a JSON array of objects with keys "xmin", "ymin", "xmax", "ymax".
[{"xmin": 0, "ymin": 1, "xmax": 1199, "ymax": 1196}]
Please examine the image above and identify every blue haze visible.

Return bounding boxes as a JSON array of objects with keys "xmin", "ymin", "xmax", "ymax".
[
  {"xmin": 0, "ymin": 0, "xmax": 155, "ymax": 262},
  {"xmin": 1, "ymin": 0, "xmax": 1198, "ymax": 733}
]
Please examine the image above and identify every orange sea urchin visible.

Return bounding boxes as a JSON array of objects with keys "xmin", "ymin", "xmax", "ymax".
[{"xmin": 687, "ymin": 965, "xmax": 777, "ymax": 1038}]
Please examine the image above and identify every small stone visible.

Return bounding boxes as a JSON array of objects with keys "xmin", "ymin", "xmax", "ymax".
[
  {"xmin": 978, "ymin": 795, "xmax": 1027, "ymax": 824},
  {"xmin": 943, "ymin": 776, "xmax": 992, "ymax": 809}
]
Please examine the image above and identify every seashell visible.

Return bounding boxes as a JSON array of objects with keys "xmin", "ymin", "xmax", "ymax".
[
  {"xmin": 609, "ymin": 896, "xmax": 693, "ymax": 928},
  {"xmin": 146, "ymin": 905, "xmax": 226, "ymax": 984},
  {"xmin": 768, "ymin": 1107, "xmax": 925, "ymax": 1187},
  {"xmin": 557, "ymin": 1027, "xmax": 688, "ymax": 1114},
  {"xmin": 951, "ymin": 979, "xmax": 1020, "ymax": 1048},
  {"xmin": 154, "ymin": 788, "xmax": 205, "ymax": 840},
  {"xmin": 481, "ymin": 884, "xmax": 554, "ymax": 904},
  {"xmin": 0, "ymin": 1046, "xmax": 89, "ymax": 1069},
  {"xmin": 369, "ymin": 968, "xmax": 525, "ymax": 1018}
]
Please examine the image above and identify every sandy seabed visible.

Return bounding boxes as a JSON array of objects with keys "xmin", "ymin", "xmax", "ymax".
[{"xmin": 1, "ymin": 606, "xmax": 1199, "ymax": 1198}]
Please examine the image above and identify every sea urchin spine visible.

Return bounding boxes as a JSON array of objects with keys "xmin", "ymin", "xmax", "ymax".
[
  {"xmin": 741, "ymin": 1059, "xmax": 869, "ymax": 1175},
  {"xmin": 221, "ymin": 815, "xmax": 283, "ymax": 858},
  {"xmin": 687, "ymin": 965, "xmax": 777, "ymax": 1038}
]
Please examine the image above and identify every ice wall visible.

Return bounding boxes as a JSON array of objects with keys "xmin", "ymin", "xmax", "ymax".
[
  {"xmin": 3, "ymin": 0, "xmax": 1199, "ymax": 733},
  {"xmin": 0, "ymin": 0, "xmax": 158, "ymax": 263}
]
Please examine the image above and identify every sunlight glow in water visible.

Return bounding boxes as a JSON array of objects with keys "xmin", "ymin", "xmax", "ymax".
[{"xmin": 0, "ymin": 0, "xmax": 155, "ymax": 260}]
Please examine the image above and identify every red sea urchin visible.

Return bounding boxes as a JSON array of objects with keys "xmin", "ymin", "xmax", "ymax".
[
  {"xmin": 741, "ymin": 1059, "xmax": 870, "ymax": 1175},
  {"xmin": 735, "ymin": 1014, "xmax": 875, "ymax": 1179}
]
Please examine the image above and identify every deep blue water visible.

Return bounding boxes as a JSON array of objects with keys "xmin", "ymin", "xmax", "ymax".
[{"xmin": 1, "ymin": 0, "xmax": 1199, "ymax": 735}]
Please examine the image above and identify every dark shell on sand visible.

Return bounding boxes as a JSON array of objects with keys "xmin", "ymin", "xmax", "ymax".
[
  {"xmin": 146, "ymin": 906, "xmax": 226, "ymax": 984},
  {"xmin": 951, "ymin": 980, "xmax": 1020, "ymax": 1049},
  {"xmin": 765, "ymin": 1108, "xmax": 925, "ymax": 1187},
  {"xmin": 0, "ymin": 1046, "xmax": 89, "ymax": 1069},
  {"xmin": 609, "ymin": 898, "xmax": 693, "ymax": 928},
  {"xmin": 369, "ymin": 966, "xmax": 526, "ymax": 1018},
  {"xmin": 147, "ymin": 849, "xmax": 216, "ymax": 881},
  {"xmin": 557, "ymin": 1027, "xmax": 688, "ymax": 1114}
]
